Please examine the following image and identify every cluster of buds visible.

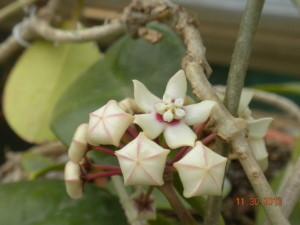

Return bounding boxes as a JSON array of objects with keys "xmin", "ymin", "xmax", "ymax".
[{"xmin": 65, "ymin": 70, "xmax": 230, "ymax": 200}]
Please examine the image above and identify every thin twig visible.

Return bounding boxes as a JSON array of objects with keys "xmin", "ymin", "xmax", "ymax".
[
  {"xmin": 215, "ymin": 86, "xmax": 300, "ymax": 124},
  {"xmin": 0, "ymin": 1, "xmax": 125, "ymax": 64},
  {"xmin": 158, "ymin": 183, "xmax": 198, "ymax": 225},
  {"xmin": 0, "ymin": 0, "xmax": 61, "ymax": 64},
  {"xmin": 253, "ymin": 90, "xmax": 300, "ymax": 124},
  {"xmin": 262, "ymin": 159, "xmax": 300, "ymax": 225},
  {"xmin": 31, "ymin": 18, "xmax": 125, "ymax": 43},
  {"xmin": 0, "ymin": 0, "xmax": 38, "ymax": 22},
  {"xmin": 224, "ymin": 0, "xmax": 265, "ymax": 116}
]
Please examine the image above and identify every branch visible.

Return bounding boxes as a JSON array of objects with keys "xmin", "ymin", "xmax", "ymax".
[
  {"xmin": 124, "ymin": 0, "xmax": 289, "ymax": 222},
  {"xmin": 0, "ymin": 1, "xmax": 125, "ymax": 64},
  {"xmin": 0, "ymin": 0, "xmax": 38, "ymax": 22},
  {"xmin": 215, "ymin": 86, "xmax": 300, "ymax": 124},
  {"xmin": 264, "ymin": 159, "xmax": 300, "ymax": 224},
  {"xmin": 253, "ymin": 90, "xmax": 300, "ymax": 124},
  {"xmin": 224, "ymin": 0, "xmax": 265, "ymax": 116},
  {"xmin": 0, "ymin": 0, "xmax": 61, "ymax": 64},
  {"xmin": 158, "ymin": 183, "xmax": 198, "ymax": 225},
  {"xmin": 31, "ymin": 18, "xmax": 125, "ymax": 43},
  {"xmin": 147, "ymin": 2, "xmax": 288, "ymax": 224},
  {"xmin": 111, "ymin": 176, "xmax": 147, "ymax": 225}
]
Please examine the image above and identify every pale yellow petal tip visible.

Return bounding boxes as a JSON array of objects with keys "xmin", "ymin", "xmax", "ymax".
[
  {"xmin": 64, "ymin": 161, "xmax": 83, "ymax": 199},
  {"xmin": 183, "ymin": 190, "xmax": 195, "ymax": 198},
  {"xmin": 68, "ymin": 123, "xmax": 89, "ymax": 163},
  {"xmin": 65, "ymin": 180, "xmax": 83, "ymax": 199}
]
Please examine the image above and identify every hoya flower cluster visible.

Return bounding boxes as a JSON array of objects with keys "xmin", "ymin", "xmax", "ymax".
[{"xmin": 64, "ymin": 70, "xmax": 228, "ymax": 199}]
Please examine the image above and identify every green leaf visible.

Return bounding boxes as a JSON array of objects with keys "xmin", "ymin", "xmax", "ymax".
[
  {"xmin": 0, "ymin": 180, "xmax": 127, "ymax": 225},
  {"xmin": 149, "ymin": 214, "xmax": 179, "ymax": 225},
  {"xmin": 254, "ymin": 83, "xmax": 300, "ymax": 96},
  {"xmin": 4, "ymin": 41, "xmax": 101, "ymax": 143},
  {"xmin": 21, "ymin": 152, "xmax": 60, "ymax": 179},
  {"xmin": 51, "ymin": 23, "xmax": 185, "ymax": 144}
]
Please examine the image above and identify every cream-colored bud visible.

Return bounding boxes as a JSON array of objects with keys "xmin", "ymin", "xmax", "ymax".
[
  {"xmin": 174, "ymin": 141, "xmax": 227, "ymax": 198},
  {"xmin": 64, "ymin": 161, "xmax": 83, "ymax": 199},
  {"xmin": 116, "ymin": 133, "xmax": 170, "ymax": 186},
  {"xmin": 87, "ymin": 100, "xmax": 133, "ymax": 146},
  {"xmin": 68, "ymin": 123, "xmax": 88, "ymax": 163}
]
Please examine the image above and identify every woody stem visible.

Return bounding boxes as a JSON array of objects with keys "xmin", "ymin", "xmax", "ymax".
[
  {"xmin": 158, "ymin": 182, "xmax": 198, "ymax": 225},
  {"xmin": 84, "ymin": 170, "xmax": 122, "ymax": 181}
]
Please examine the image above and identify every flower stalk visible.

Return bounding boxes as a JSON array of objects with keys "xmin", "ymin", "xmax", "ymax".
[{"xmin": 158, "ymin": 182, "xmax": 198, "ymax": 225}]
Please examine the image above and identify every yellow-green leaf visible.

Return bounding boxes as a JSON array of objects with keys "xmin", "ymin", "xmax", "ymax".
[{"xmin": 4, "ymin": 41, "xmax": 100, "ymax": 143}]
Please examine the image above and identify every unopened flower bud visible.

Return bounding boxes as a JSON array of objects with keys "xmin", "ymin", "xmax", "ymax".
[
  {"xmin": 64, "ymin": 161, "xmax": 83, "ymax": 199},
  {"xmin": 116, "ymin": 133, "xmax": 170, "ymax": 186},
  {"xmin": 68, "ymin": 123, "xmax": 88, "ymax": 163},
  {"xmin": 174, "ymin": 141, "xmax": 227, "ymax": 198},
  {"xmin": 87, "ymin": 100, "xmax": 133, "ymax": 146}
]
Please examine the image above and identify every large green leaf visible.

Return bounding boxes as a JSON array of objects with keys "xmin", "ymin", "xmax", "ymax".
[
  {"xmin": 0, "ymin": 180, "xmax": 127, "ymax": 225},
  {"xmin": 51, "ymin": 23, "xmax": 185, "ymax": 145},
  {"xmin": 3, "ymin": 41, "xmax": 100, "ymax": 143}
]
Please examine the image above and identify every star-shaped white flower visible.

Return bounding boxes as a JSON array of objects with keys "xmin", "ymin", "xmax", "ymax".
[
  {"xmin": 133, "ymin": 70, "xmax": 216, "ymax": 149},
  {"xmin": 64, "ymin": 161, "xmax": 83, "ymax": 199},
  {"xmin": 68, "ymin": 123, "xmax": 88, "ymax": 163},
  {"xmin": 87, "ymin": 100, "xmax": 134, "ymax": 146},
  {"xmin": 238, "ymin": 91, "xmax": 273, "ymax": 170},
  {"xmin": 247, "ymin": 117, "xmax": 273, "ymax": 171},
  {"xmin": 115, "ymin": 133, "xmax": 170, "ymax": 186},
  {"xmin": 174, "ymin": 141, "xmax": 227, "ymax": 198},
  {"xmin": 217, "ymin": 90, "xmax": 273, "ymax": 170}
]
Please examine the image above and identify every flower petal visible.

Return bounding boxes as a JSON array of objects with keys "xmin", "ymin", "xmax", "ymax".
[
  {"xmin": 238, "ymin": 90, "xmax": 254, "ymax": 118},
  {"xmin": 248, "ymin": 117, "xmax": 273, "ymax": 138},
  {"xmin": 249, "ymin": 138, "xmax": 269, "ymax": 171},
  {"xmin": 183, "ymin": 100, "xmax": 216, "ymax": 125},
  {"xmin": 133, "ymin": 80, "xmax": 160, "ymax": 113},
  {"xmin": 163, "ymin": 70, "xmax": 187, "ymax": 100},
  {"xmin": 164, "ymin": 122, "xmax": 196, "ymax": 148},
  {"xmin": 134, "ymin": 113, "xmax": 165, "ymax": 139}
]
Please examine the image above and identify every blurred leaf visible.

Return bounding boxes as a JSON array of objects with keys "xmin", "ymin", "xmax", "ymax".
[
  {"xmin": 292, "ymin": 138, "xmax": 300, "ymax": 163},
  {"xmin": 149, "ymin": 214, "xmax": 179, "ymax": 225},
  {"xmin": 4, "ymin": 41, "xmax": 100, "ymax": 143},
  {"xmin": 88, "ymin": 151, "xmax": 119, "ymax": 166},
  {"xmin": 51, "ymin": 23, "xmax": 185, "ymax": 145},
  {"xmin": 152, "ymin": 189, "xmax": 172, "ymax": 210},
  {"xmin": 21, "ymin": 152, "xmax": 59, "ymax": 179},
  {"xmin": 254, "ymin": 83, "xmax": 300, "ymax": 96},
  {"xmin": 0, "ymin": 180, "xmax": 127, "ymax": 225},
  {"xmin": 291, "ymin": 0, "xmax": 300, "ymax": 10}
]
